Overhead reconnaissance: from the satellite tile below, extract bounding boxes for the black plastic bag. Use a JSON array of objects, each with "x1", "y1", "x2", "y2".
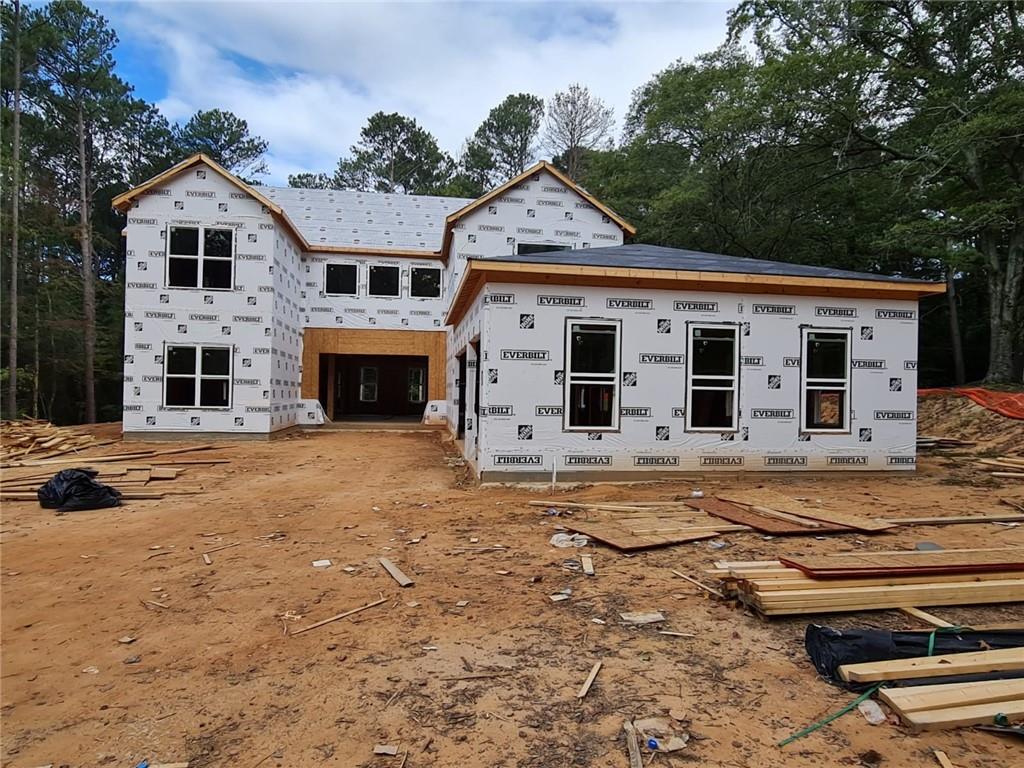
[
  {"x1": 805, "y1": 624, "x2": 1024, "y2": 689},
  {"x1": 37, "y1": 468, "x2": 122, "y2": 512}
]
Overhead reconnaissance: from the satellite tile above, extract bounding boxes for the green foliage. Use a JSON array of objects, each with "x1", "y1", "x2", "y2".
[
  {"x1": 469, "y1": 93, "x2": 544, "y2": 184},
  {"x1": 288, "y1": 172, "x2": 332, "y2": 189},
  {"x1": 333, "y1": 111, "x2": 454, "y2": 194},
  {"x1": 173, "y1": 108, "x2": 269, "y2": 180}
]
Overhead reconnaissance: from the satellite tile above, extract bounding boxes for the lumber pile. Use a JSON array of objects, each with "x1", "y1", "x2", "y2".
[
  {"x1": 710, "y1": 548, "x2": 1024, "y2": 617},
  {"x1": 1, "y1": 442, "x2": 226, "y2": 470},
  {"x1": 918, "y1": 435, "x2": 976, "y2": 450},
  {"x1": 975, "y1": 455, "x2": 1024, "y2": 481},
  {"x1": 0, "y1": 419, "x2": 106, "y2": 462},
  {"x1": 0, "y1": 463, "x2": 210, "y2": 501}
]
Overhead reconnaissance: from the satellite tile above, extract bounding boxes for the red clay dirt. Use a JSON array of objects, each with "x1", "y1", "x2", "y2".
[{"x1": 1, "y1": 420, "x2": 1023, "y2": 768}]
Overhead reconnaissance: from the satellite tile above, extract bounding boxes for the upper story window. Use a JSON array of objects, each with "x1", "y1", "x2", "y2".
[
  {"x1": 801, "y1": 328, "x2": 852, "y2": 432},
  {"x1": 325, "y1": 263, "x2": 358, "y2": 296},
  {"x1": 410, "y1": 267, "x2": 441, "y2": 298},
  {"x1": 563, "y1": 319, "x2": 621, "y2": 431},
  {"x1": 368, "y1": 265, "x2": 400, "y2": 297},
  {"x1": 167, "y1": 226, "x2": 234, "y2": 290},
  {"x1": 517, "y1": 243, "x2": 572, "y2": 256}
]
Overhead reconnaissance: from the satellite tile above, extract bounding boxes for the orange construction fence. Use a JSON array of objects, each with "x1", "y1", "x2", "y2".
[{"x1": 918, "y1": 387, "x2": 1024, "y2": 420}]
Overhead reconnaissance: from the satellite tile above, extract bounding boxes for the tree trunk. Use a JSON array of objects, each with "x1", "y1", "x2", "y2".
[
  {"x1": 982, "y1": 232, "x2": 1023, "y2": 383},
  {"x1": 77, "y1": 105, "x2": 97, "y2": 423},
  {"x1": 32, "y1": 266, "x2": 39, "y2": 419},
  {"x1": 946, "y1": 269, "x2": 966, "y2": 385},
  {"x1": 7, "y1": 0, "x2": 22, "y2": 419}
]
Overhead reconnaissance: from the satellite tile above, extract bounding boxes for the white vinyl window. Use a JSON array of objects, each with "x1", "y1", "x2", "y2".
[
  {"x1": 686, "y1": 324, "x2": 739, "y2": 431},
  {"x1": 408, "y1": 367, "x2": 426, "y2": 403},
  {"x1": 325, "y1": 263, "x2": 358, "y2": 296},
  {"x1": 801, "y1": 328, "x2": 852, "y2": 432},
  {"x1": 359, "y1": 366, "x2": 378, "y2": 402},
  {"x1": 563, "y1": 319, "x2": 621, "y2": 431},
  {"x1": 166, "y1": 226, "x2": 234, "y2": 289},
  {"x1": 410, "y1": 267, "x2": 441, "y2": 298},
  {"x1": 163, "y1": 345, "x2": 232, "y2": 408}
]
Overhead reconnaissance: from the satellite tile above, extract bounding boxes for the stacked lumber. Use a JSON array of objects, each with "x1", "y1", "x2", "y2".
[
  {"x1": 839, "y1": 650, "x2": 1024, "y2": 732},
  {"x1": 709, "y1": 548, "x2": 1024, "y2": 616},
  {"x1": 975, "y1": 455, "x2": 1024, "y2": 481},
  {"x1": 1, "y1": 442, "x2": 226, "y2": 469},
  {"x1": 0, "y1": 463, "x2": 209, "y2": 501},
  {"x1": 918, "y1": 435, "x2": 976, "y2": 450},
  {"x1": 0, "y1": 419, "x2": 105, "y2": 462}
]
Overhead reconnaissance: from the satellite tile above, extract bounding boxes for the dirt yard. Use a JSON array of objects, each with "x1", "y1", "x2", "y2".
[{"x1": 2, "y1": 409, "x2": 1024, "y2": 768}]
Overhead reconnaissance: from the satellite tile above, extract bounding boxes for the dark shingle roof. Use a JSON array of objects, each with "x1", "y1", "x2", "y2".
[{"x1": 477, "y1": 243, "x2": 934, "y2": 284}]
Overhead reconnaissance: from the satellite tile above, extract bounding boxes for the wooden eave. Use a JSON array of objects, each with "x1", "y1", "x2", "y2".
[
  {"x1": 439, "y1": 161, "x2": 637, "y2": 257},
  {"x1": 444, "y1": 259, "x2": 946, "y2": 327}
]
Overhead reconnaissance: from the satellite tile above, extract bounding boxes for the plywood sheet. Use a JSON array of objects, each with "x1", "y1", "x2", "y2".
[{"x1": 686, "y1": 498, "x2": 839, "y2": 535}]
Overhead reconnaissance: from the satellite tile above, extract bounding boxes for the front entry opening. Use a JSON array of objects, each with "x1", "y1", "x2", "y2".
[
  {"x1": 456, "y1": 352, "x2": 467, "y2": 438},
  {"x1": 319, "y1": 354, "x2": 429, "y2": 421}
]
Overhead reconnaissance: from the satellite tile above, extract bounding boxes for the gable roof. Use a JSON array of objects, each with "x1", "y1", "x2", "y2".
[
  {"x1": 445, "y1": 243, "x2": 944, "y2": 326},
  {"x1": 112, "y1": 154, "x2": 457, "y2": 259},
  {"x1": 439, "y1": 161, "x2": 636, "y2": 256}
]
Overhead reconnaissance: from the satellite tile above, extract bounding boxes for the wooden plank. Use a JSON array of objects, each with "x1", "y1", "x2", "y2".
[
  {"x1": 879, "y1": 679, "x2": 1024, "y2": 713},
  {"x1": 933, "y1": 750, "x2": 955, "y2": 768},
  {"x1": 903, "y1": 698, "x2": 1024, "y2": 732},
  {"x1": 751, "y1": 571, "x2": 1024, "y2": 591},
  {"x1": 772, "y1": 506, "x2": 893, "y2": 532},
  {"x1": 779, "y1": 550, "x2": 1024, "y2": 578},
  {"x1": 623, "y1": 721, "x2": 642, "y2": 768},
  {"x1": 671, "y1": 569, "x2": 724, "y2": 598},
  {"x1": 687, "y1": 498, "x2": 827, "y2": 535},
  {"x1": 900, "y1": 607, "x2": 954, "y2": 627},
  {"x1": 879, "y1": 514, "x2": 1024, "y2": 525},
  {"x1": 749, "y1": 504, "x2": 823, "y2": 528},
  {"x1": 839, "y1": 647, "x2": 1024, "y2": 683},
  {"x1": 576, "y1": 661, "x2": 602, "y2": 699},
  {"x1": 562, "y1": 520, "x2": 719, "y2": 551},
  {"x1": 757, "y1": 579, "x2": 1024, "y2": 605},
  {"x1": 379, "y1": 557, "x2": 414, "y2": 587},
  {"x1": 291, "y1": 594, "x2": 387, "y2": 635}
]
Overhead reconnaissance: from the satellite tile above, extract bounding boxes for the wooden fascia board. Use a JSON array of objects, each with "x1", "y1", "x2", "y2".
[
  {"x1": 305, "y1": 244, "x2": 444, "y2": 260},
  {"x1": 444, "y1": 259, "x2": 944, "y2": 327}
]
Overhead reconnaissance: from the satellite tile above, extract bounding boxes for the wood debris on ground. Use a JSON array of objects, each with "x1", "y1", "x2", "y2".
[
  {"x1": 974, "y1": 455, "x2": 1024, "y2": 481},
  {"x1": 917, "y1": 435, "x2": 977, "y2": 450},
  {"x1": 0, "y1": 419, "x2": 106, "y2": 462}
]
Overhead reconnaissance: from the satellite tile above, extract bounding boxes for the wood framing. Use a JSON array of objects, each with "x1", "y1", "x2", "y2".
[
  {"x1": 446, "y1": 258, "x2": 947, "y2": 326},
  {"x1": 439, "y1": 160, "x2": 636, "y2": 256},
  {"x1": 300, "y1": 327, "x2": 446, "y2": 402}
]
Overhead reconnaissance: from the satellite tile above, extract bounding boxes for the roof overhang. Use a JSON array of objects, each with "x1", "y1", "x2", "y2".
[
  {"x1": 445, "y1": 258, "x2": 945, "y2": 327},
  {"x1": 113, "y1": 153, "x2": 445, "y2": 261},
  {"x1": 439, "y1": 160, "x2": 636, "y2": 258}
]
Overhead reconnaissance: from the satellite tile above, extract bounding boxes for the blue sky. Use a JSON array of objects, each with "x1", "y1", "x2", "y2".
[{"x1": 96, "y1": 1, "x2": 735, "y2": 185}]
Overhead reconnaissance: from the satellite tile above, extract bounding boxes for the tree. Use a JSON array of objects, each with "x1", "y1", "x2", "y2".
[
  {"x1": 333, "y1": 111, "x2": 454, "y2": 194},
  {"x1": 471, "y1": 93, "x2": 544, "y2": 183},
  {"x1": 732, "y1": 0, "x2": 1024, "y2": 382},
  {"x1": 173, "y1": 108, "x2": 268, "y2": 180},
  {"x1": 7, "y1": 0, "x2": 22, "y2": 418},
  {"x1": 288, "y1": 172, "x2": 332, "y2": 189},
  {"x1": 35, "y1": 0, "x2": 126, "y2": 423},
  {"x1": 545, "y1": 83, "x2": 614, "y2": 181}
]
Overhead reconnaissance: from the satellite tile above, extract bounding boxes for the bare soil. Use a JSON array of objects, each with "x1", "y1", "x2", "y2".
[{"x1": 2, "y1": 416, "x2": 1023, "y2": 768}]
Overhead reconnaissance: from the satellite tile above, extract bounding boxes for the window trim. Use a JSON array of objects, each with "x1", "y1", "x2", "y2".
[
  {"x1": 409, "y1": 266, "x2": 442, "y2": 299},
  {"x1": 367, "y1": 264, "x2": 402, "y2": 298},
  {"x1": 324, "y1": 262, "x2": 359, "y2": 297},
  {"x1": 562, "y1": 317, "x2": 622, "y2": 433},
  {"x1": 684, "y1": 322, "x2": 741, "y2": 433},
  {"x1": 359, "y1": 366, "x2": 379, "y2": 402},
  {"x1": 161, "y1": 343, "x2": 233, "y2": 410},
  {"x1": 799, "y1": 326, "x2": 853, "y2": 434},
  {"x1": 164, "y1": 224, "x2": 236, "y2": 291}
]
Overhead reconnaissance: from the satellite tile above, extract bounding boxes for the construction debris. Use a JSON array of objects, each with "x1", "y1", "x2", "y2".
[
  {"x1": 879, "y1": 678, "x2": 1024, "y2": 731},
  {"x1": 917, "y1": 435, "x2": 976, "y2": 450},
  {"x1": 975, "y1": 455, "x2": 1024, "y2": 481},
  {"x1": 379, "y1": 557, "x2": 414, "y2": 587},
  {"x1": 576, "y1": 661, "x2": 602, "y2": 699},
  {"x1": 0, "y1": 419, "x2": 105, "y2": 462}
]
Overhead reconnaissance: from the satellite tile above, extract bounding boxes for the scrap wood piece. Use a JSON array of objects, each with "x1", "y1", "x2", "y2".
[
  {"x1": 933, "y1": 750, "x2": 955, "y2": 768},
  {"x1": 580, "y1": 554, "x2": 595, "y2": 575},
  {"x1": 623, "y1": 721, "x2": 642, "y2": 768},
  {"x1": 686, "y1": 497, "x2": 824, "y2": 535},
  {"x1": 620, "y1": 611, "x2": 666, "y2": 625},
  {"x1": 839, "y1": 647, "x2": 1024, "y2": 683},
  {"x1": 750, "y1": 505, "x2": 824, "y2": 528},
  {"x1": 878, "y1": 513, "x2": 1024, "y2": 526},
  {"x1": 441, "y1": 670, "x2": 513, "y2": 681},
  {"x1": 900, "y1": 607, "x2": 954, "y2": 628},
  {"x1": 562, "y1": 520, "x2": 720, "y2": 551},
  {"x1": 379, "y1": 557, "x2": 414, "y2": 587},
  {"x1": 577, "y1": 661, "x2": 602, "y2": 699},
  {"x1": 291, "y1": 593, "x2": 387, "y2": 635},
  {"x1": 670, "y1": 569, "x2": 724, "y2": 598},
  {"x1": 201, "y1": 541, "x2": 240, "y2": 555}
]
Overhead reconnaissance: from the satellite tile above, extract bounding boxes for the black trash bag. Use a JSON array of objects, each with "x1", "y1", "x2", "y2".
[
  {"x1": 37, "y1": 468, "x2": 122, "y2": 512},
  {"x1": 805, "y1": 624, "x2": 1024, "y2": 689}
]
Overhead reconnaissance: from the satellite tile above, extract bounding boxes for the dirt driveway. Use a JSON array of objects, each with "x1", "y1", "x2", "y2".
[{"x1": 2, "y1": 428, "x2": 1023, "y2": 768}]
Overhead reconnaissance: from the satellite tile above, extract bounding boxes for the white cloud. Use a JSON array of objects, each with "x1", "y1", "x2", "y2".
[{"x1": 107, "y1": 1, "x2": 734, "y2": 184}]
